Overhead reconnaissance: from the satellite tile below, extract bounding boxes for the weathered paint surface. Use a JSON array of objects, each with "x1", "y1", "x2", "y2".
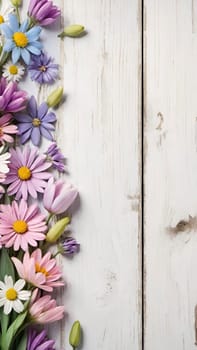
[{"x1": 23, "y1": 0, "x2": 197, "y2": 348}]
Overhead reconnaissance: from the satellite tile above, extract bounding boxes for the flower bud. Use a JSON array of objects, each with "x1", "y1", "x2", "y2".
[
  {"x1": 61, "y1": 237, "x2": 80, "y2": 256},
  {"x1": 69, "y1": 320, "x2": 81, "y2": 348},
  {"x1": 46, "y1": 217, "x2": 70, "y2": 243},
  {"x1": 58, "y1": 25, "x2": 85, "y2": 38},
  {"x1": 46, "y1": 87, "x2": 63, "y2": 108},
  {"x1": 11, "y1": 0, "x2": 22, "y2": 6}
]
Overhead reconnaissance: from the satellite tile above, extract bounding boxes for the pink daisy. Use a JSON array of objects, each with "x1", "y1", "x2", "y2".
[
  {"x1": 0, "y1": 200, "x2": 47, "y2": 251},
  {"x1": 0, "y1": 114, "x2": 18, "y2": 144},
  {"x1": 12, "y1": 248, "x2": 64, "y2": 292},
  {"x1": 4, "y1": 146, "x2": 52, "y2": 200},
  {"x1": 29, "y1": 289, "x2": 64, "y2": 324}
]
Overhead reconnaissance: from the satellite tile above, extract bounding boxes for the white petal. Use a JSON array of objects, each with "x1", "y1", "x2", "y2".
[
  {"x1": 0, "y1": 281, "x2": 6, "y2": 290},
  {"x1": 13, "y1": 299, "x2": 24, "y2": 313},
  {"x1": 4, "y1": 301, "x2": 12, "y2": 315},
  {"x1": 14, "y1": 279, "x2": 25, "y2": 292},
  {"x1": 0, "y1": 297, "x2": 6, "y2": 306},
  {"x1": 18, "y1": 290, "x2": 31, "y2": 301},
  {"x1": 4, "y1": 276, "x2": 13, "y2": 288}
]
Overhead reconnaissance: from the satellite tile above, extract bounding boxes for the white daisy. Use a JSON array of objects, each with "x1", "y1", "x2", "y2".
[
  {"x1": 0, "y1": 146, "x2": 10, "y2": 178},
  {"x1": 0, "y1": 275, "x2": 31, "y2": 315},
  {"x1": 0, "y1": 3, "x2": 15, "y2": 24},
  {"x1": 2, "y1": 61, "x2": 25, "y2": 82}
]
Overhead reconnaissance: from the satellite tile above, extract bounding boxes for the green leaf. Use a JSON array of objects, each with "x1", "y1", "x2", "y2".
[
  {"x1": 1, "y1": 311, "x2": 27, "y2": 350},
  {"x1": 0, "y1": 248, "x2": 15, "y2": 280},
  {"x1": 15, "y1": 330, "x2": 27, "y2": 350},
  {"x1": 1, "y1": 312, "x2": 9, "y2": 334}
]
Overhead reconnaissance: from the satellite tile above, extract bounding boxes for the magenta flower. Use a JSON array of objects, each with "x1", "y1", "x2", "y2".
[
  {"x1": 43, "y1": 177, "x2": 78, "y2": 214},
  {"x1": 28, "y1": 0, "x2": 61, "y2": 27},
  {"x1": 0, "y1": 114, "x2": 18, "y2": 144},
  {"x1": 0, "y1": 78, "x2": 27, "y2": 113},
  {"x1": 12, "y1": 248, "x2": 64, "y2": 292},
  {"x1": 29, "y1": 290, "x2": 64, "y2": 324},
  {"x1": 4, "y1": 146, "x2": 52, "y2": 200},
  {"x1": 15, "y1": 96, "x2": 56, "y2": 146},
  {"x1": 0, "y1": 200, "x2": 47, "y2": 251},
  {"x1": 27, "y1": 328, "x2": 55, "y2": 350}
]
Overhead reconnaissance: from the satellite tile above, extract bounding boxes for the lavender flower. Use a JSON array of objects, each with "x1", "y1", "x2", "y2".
[
  {"x1": 61, "y1": 237, "x2": 80, "y2": 256},
  {"x1": 28, "y1": 52, "x2": 59, "y2": 84},
  {"x1": 28, "y1": 0, "x2": 61, "y2": 27},
  {"x1": 15, "y1": 96, "x2": 56, "y2": 146},
  {"x1": 0, "y1": 77, "x2": 27, "y2": 113},
  {"x1": 46, "y1": 142, "x2": 65, "y2": 172},
  {"x1": 27, "y1": 328, "x2": 55, "y2": 350}
]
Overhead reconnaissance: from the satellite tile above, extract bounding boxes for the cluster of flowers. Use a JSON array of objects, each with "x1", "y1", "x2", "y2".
[{"x1": 0, "y1": 0, "x2": 84, "y2": 349}]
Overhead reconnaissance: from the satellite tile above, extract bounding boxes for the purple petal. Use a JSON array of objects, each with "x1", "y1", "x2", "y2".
[{"x1": 31, "y1": 127, "x2": 41, "y2": 146}]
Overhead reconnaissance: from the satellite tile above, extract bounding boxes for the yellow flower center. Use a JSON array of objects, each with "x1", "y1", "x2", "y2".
[
  {"x1": 32, "y1": 118, "x2": 41, "y2": 127},
  {"x1": 18, "y1": 166, "x2": 31, "y2": 180},
  {"x1": 39, "y1": 65, "x2": 47, "y2": 72},
  {"x1": 0, "y1": 15, "x2": 4, "y2": 24},
  {"x1": 13, "y1": 32, "x2": 28, "y2": 48},
  {"x1": 13, "y1": 220, "x2": 28, "y2": 234},
  {"x1": 0, "y1": 128, "x2": 3, "y2": 137},
  {"x1": 9, "y1": 65, "x2": 18, "y2": 75},
  {"x1": 35, "y1": 263, "x2": 49, "y2": 276},
  {"x1": 6, "y1": 288, "x2": 17, "y2": 301}
]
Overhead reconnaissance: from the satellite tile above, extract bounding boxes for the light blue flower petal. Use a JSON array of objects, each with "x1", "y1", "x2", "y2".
[
  {"x1": 26, "y1": 26, "x2": 42, "y2": 42},
  {"x1": 20, "y1": 19, "x2": 29, "y2": 33},
  {"x1": 27, "y1": 45, "x2": 41, "y2": 55},
  {"x1": 21, "y1": 48, "x2": 30, "y2": 64},
  {"x1": 30, "y1": 41, "x2": 42, "y2": 49},
  {"x1": 3, "y1": 39, "x2": 15, "y2": 52},
  {"x1": 9, "y1": 14, "x2": 19, "y2": 32},
  {"x1": 0, "y1": 24, "x2": 13, "y2": 38},
  {"x1": 12, "y1": 46, "x2": 21, "y2": 63}
]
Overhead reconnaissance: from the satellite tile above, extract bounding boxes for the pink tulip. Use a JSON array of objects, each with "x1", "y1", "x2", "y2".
[
  {"x1": 43, "y1": 177, "x2": 78, "y2": 214},
  {"x1": 29, "y1": 292, "x2": 64, "y2": 324}
]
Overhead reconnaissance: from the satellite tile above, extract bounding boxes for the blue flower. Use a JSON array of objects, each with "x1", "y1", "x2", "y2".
[{"x1": 1, "y1": 14, "x2": 42, "y2": 64}]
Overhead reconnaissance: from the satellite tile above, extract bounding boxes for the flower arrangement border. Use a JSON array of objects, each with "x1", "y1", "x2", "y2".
[{"x1": 0, "y1": 1, "x2": 85, "y2": 349}]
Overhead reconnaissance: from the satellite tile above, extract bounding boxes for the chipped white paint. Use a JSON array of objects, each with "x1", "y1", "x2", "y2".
[{"x1": 144, "y1": 0, "x2": 197, "y2": 349}]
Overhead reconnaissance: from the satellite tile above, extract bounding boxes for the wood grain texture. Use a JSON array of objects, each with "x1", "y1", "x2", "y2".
[
  {"x1": 144, "y1": 1, "x2": 197, "y2": 349},
  {"x1": 52, "y1": 0, "x2": 142, "y2": 349}
]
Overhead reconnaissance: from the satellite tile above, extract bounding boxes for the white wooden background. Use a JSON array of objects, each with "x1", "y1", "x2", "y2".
[{"x1": 21, "y1": 0, "x2": 197, "y2": 349}]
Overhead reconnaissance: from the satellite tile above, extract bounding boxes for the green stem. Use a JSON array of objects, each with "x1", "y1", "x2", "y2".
[
  {"x1": 15, "y1": 6, "x2": 20, "y2": 23},
  {"x1": 53, "y1": 250, "x2": 61, "y2": 258},
  {"x1": 46, "y1": 213, "x2": 54, "y2": 225}
]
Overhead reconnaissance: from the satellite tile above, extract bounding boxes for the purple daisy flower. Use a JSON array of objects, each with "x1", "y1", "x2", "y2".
[
  {"x1": 28, "y1": 52, "x2": 59, "y2": 84},
  {"x1": 0, "y1": 77, "x2": 27, "y2": 113},
  {"x1": 15, "y1": 96, "x2": 56, "y2": 146},
  {"x1": 45, "y1": 142, "x2": 65, "y2": 172},
  {"x1": 4, "y1": 146, "x2": 52, "y2": 200},
  {"x1": 27, "y1": 328, "x2": 55, "y2": 350},
  {"x1": 28, "y1": 0, "x2": 61, "y2": 27}
]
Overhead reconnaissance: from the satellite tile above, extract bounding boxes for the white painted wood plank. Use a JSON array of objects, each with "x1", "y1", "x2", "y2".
[
  {"x1": 144, "y1": 1, "x2": 197, "y2": 349},
  {"x1": 54, "y1": 0, "x2": 142, "y2": 349}
]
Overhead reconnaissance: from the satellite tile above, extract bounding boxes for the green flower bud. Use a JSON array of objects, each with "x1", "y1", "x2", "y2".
[
  {"x1": 58, "y1": 25, "x2": 85, "y2": 38},
  {"x1": 46, "y1": 217, "x2": 70, "y2": 243},
  {"x1": 11, "y1": 0, "x2": 22, "y2": 6},
  {"x1": 69, "y1": 320, "x2": 81, "y2": 348},
  {"x1": 47, "y1": 87, "x2": 63, "y2": 108}
]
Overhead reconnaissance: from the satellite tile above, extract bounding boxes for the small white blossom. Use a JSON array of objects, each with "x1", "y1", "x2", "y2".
[
  {"x1": 0, "y1": 275, "x2": 31, "y2": 315},
  {"x1": 2, "y1": 61, "x2": 25, "y2": 82}
]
